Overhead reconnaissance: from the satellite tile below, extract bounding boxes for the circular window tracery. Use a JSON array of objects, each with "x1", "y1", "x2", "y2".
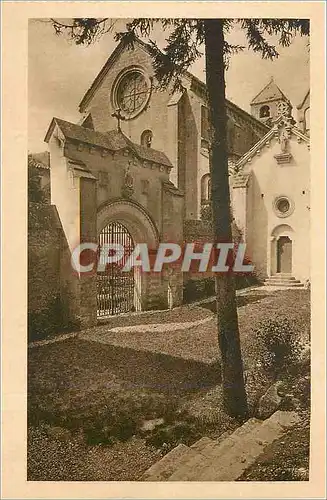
[
  {"x1": 113, "y1": 69, "x2": 151, "y2": 119},
  {"x1": 276, "y1": 198, "x2": 290, "y2": 214},
  {"x1": 273, "y1": 196, "x2": 294, "y2": 218}
]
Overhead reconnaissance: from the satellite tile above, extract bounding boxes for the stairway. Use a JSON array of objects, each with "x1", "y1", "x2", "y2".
[
  {"x1": 140, "y1": 411, "x2": 300, "y2": 481},
  {"x1": 264, "y1": 274, "x2": 303, "y2": 287}
]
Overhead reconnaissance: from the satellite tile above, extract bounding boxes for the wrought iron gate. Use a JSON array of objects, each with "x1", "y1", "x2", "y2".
[{"x1": 97, "y1": 222, "x2": 140, "y2": 316}]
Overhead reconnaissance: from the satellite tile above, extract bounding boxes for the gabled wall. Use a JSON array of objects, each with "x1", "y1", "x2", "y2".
[
  {"x1": 82, "y1": 43, "x2": 176, "y2": 158},
  {"x1": 49, "y1": 133, "x2": 81, "y2": 253},
  {"x1": 62, "y1": 139, "x2": 170, "y2": 235},
  {"x1": 241, "y1": 131, "x2": 310, "y2": 281}
]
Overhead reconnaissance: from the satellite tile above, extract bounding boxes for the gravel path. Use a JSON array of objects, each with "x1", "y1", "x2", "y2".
[
  {"x1": 28, "y1": 425, "x2": 161, "y2": 481},
  {"x1": 104, "y1": 316, "x2": 212, "y2": 334},
  {"x1": 76, "y1": 289, "x2": 310, "y2": 366}
]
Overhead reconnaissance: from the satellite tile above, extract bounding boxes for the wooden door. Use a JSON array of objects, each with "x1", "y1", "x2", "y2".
[{"x1": 277, "y1": 236, "x2": 292, "y2": 273}]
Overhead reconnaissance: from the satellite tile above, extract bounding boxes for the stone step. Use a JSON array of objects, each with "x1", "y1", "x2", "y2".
[
  {"x1": 264, "y1": 281, "x2": 303, "y2": 287},
  {"x1": 264, "y1": 279, "x2": 302, "y2": 283},
  {"x1": 199, "y1": 418, "x2": 261, "y2": 459},
  {"x1": 140, "y1": 443, "x2": 202, "y2": 481},
  {"x1": 190, "y1": 436, "x2": 214, "y2": 454},
  {"x1": 190, "y1": 429, "x2": 232, "y2": 455},
  {"x1": 169, "y1": 411, "x2": 300, "y2": 481},
  {"x1": 142, "y1": 430, "x2": 233, "y2": 481},
  {"x1": 264, "y1": 276, "x2": 302, "y2": 284},
  {"x1": 168, "y1": 418, "x2": 262, "y2": 481},
  {"x1": 267, "y1": 275, "x2": 298, "y2": 281}
]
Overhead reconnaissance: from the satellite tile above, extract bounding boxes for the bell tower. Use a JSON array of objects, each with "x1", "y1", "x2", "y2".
[{"x1": 250, "y1": 77, "x2": 292, "y2": 125}]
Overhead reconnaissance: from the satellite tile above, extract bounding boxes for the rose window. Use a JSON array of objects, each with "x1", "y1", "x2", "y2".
[
  {"x1": 274, "y1": 196, "x2": 294, "y2": 218},
  {"x1": 116, "y1": 71, "x2": 150, "y2": 116},
  {"x1": 276, "y1": 198, "x2": 290, "y2": 214}
]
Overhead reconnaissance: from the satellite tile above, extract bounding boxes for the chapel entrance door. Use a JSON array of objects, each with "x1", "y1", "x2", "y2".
[
  {"x1": 97, "y1": 222, "x2": 140, "y2": 316},
  {"x1": 277, "y1": 236, "x2": 292, "y2": 273}
]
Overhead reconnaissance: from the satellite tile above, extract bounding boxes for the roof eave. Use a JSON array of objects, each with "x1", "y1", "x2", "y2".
[
  {"x1": 251, "y1": 96, "x2": 291, "y2": 106},
  {"x1": 296, "y1": 90, "x2": 310, "y2": 110},
  {"x1": 44, "y1": 117, "x2": 58, "y2": 144},
  {"x1": 78, "y1": 40, "x2": 126, "y2": 112},
  {"x1": 188, "y1": 74, "x2": 269, "y2": 132},
  {"x1": 236, "y1": 123, "x2": 309, "y2": 169}
]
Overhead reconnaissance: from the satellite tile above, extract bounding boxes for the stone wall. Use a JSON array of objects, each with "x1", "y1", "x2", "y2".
[
  {"x1": 182, "y1": 219, "x2": 214, "y2": 302},
  {"x1": 28, "y1": 201, "x2": 96, "y2": 342},
  {"x1": 79, "y1": 177, "x2": 97, "y2": 328},
  {"x1": 28, "y1": 203, "x2": 76, "y2": 341}
]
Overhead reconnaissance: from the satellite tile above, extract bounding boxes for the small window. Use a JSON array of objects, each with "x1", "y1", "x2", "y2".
[
  {"x1": 141, "y1": 179, "x2": 149, "y2": 195},
  {"x1": 98, "y1": 171, "x2": 109, "y2": 187},
  {"x1": 259, "y1": 105, "x2": 270, "y2": 118},
  {"x1": 273, "y1": 196, "x2": 294, "y2": 218},
  {"x1": 201, "y1": 106, "x2": 209, "y2": 142},
  {"x1": 276, "y1": 198, "x2": 290, "y2": 214},
  {"x1": 201, "y1": 173, "x2": 211, "y2": 202},
  {"x1": 141, "y1": 130, "x2": 153, "y2": 148}
]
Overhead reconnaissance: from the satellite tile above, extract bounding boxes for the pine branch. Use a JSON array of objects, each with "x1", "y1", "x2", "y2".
[{"x1": 51, "y1": 18, "x2": 115, "y2": 45}]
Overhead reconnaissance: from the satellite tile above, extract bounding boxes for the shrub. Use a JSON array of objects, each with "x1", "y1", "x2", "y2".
[
  {"x1": 253, "y1": 316, "x2": 302, "y2": 379},
  {"x1": 183, "y1": 277, "x2": 215, "y2": 303},
  {"x1": 28, "y1": 297, "x2": 80, "y2": 342}
]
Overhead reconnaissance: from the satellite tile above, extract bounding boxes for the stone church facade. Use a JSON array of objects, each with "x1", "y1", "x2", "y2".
[{"x1": 28, "y1": 37, "x2": 310, "y2": 338}]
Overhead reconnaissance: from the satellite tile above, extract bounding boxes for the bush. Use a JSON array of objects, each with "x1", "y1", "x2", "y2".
[
  {"x1": 28, "y1": 297, "x2": 63, "y2": 342},
  {"x1": 253, "y1": 316, "x2": 302, "y2": 379},
  {"x1": 28, "y1": 297, "x2": 80, "y2": 342},
  {"x1": 183, "y1": 272, "x2": 259, "y2": 304},
  {"x1": 183, "y1": 277, "x2": 215, "y2": 303},
  {"x1": 28, "y1": 390, "x2": 182, "y2": 447}
]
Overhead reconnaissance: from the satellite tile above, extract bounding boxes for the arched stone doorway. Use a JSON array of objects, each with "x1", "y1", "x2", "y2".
[
  {"x1": 97, "y1": 199, "x2": 160, "y2": 316},
  {"x1": 270, "y1": 224, "x2": 294, "y2": 275}
]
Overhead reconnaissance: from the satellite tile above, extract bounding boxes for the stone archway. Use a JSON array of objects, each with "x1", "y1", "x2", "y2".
[
  {"x1": 97, "y1": 199, "x2": 159, "y2": 246},
  {"x1": 270, "y1": 224, "x2": 294, "y2": 275},
  {"x1": 97, "y1": 199, "x2": 160, "y2": 315}
]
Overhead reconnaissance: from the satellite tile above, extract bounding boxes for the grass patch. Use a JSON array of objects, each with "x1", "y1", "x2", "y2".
[
  {"x1": 238, "y1": 415, "x2": 310, "y2": 481},
  {"x1": 28, "y1": 289, "x2": 310, "y2": 481}
]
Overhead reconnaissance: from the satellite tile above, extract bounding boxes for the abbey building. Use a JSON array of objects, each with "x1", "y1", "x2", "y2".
[{"x1": 28, "y1": 37, "x2": 310, "y2": 333}]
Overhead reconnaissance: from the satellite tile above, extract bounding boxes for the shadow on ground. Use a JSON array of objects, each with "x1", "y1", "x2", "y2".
[
  {"x1": 29, "y1": 338, "x2": 221, "y2": 396},
  {"x1": 201, "y1": 293, "x2": 271, "y2": 313}
]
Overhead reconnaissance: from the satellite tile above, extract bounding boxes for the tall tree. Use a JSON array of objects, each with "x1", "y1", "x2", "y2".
[
  {"x1": 50, "y1": 17, "x2": 309, "y2": 418},
  {"x1": 203, "y1": 19, "x2": 247, "y2": 417}
]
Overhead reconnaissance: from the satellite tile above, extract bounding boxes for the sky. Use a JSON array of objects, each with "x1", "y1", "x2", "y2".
[{"x1": 28, "y1": 18, "x2": 310, "y2": 152}]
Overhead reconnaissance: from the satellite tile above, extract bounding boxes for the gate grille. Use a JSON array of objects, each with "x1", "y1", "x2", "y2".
[{"x1": 97, "y1": 222, "x2": 139, "y2": 316}]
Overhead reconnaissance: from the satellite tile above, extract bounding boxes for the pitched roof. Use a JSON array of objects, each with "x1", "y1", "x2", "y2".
[
  {"x1": 297, "y1": 89, "x2": 310, "y2": 110},
  {"x1": 79, "y1": 39, "x2": 130, "y2": 112},
  {"x1": 44, "y1": 117, "x2": 172, "y2": 168},
  {"x1": 189, "y1": 72, "x2": 269, "y2": 134},
  {"x1": 251, "y1": 78, "x2": 290, "y2": 105},
  {"x1": 235, "y1": 116, "x2": 309, "y2": 170},
  {"x1": 28, "y1": 151, "x2": 50, "y2": 170}
]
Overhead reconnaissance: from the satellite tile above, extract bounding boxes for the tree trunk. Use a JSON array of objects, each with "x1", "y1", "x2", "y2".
[{"x1": 203, "y1": 19, "x2": 248, "y2": 419}]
